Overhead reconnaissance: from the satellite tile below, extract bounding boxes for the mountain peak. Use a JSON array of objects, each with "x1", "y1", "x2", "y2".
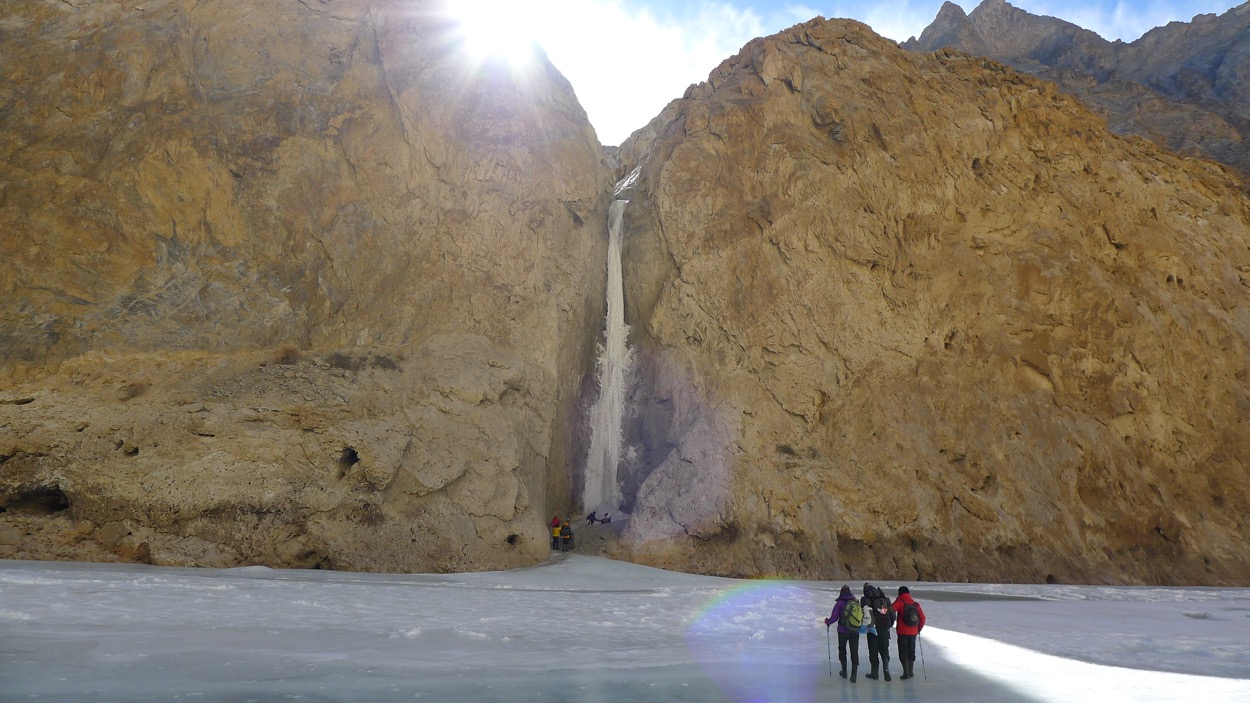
[
  {"x1": 936, "y1": 0, "x2": 968, "y2": 20},
  {"x1": 904, "y1": 0, "x2": 1250, "y2": 174},
  {"x1": 902, "y1": 0, "x2": 973, "y2": 50}
]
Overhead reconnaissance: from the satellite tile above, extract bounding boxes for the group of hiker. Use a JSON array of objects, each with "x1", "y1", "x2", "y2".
[
  {"x1": 549, "y1": 512, "x2": 617, "y2": 552},
  {"x1": 549, "y1": 515, "x2": 574, "y2": 551},
  {"x1": 824, "y1": 583, "x2": 927, "y2": 683}
]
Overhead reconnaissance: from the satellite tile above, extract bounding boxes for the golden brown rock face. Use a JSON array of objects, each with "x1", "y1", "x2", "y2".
[
  {"x1": 609, "y1": 18, "x2": 1250, "y2": 585},
  {"x1": 0, "y1": 0, "x2": 609, "y2": 570}
]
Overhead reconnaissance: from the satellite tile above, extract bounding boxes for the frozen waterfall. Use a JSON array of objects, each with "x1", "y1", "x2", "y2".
[{"x1": 583, "y1": 199, "x2": 632, "y2": 515}]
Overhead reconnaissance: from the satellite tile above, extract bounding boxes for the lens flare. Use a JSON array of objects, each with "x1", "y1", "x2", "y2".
[
  {"x1": 685, "y1": 582, "x2": 825, "y2": 703},
  {"x1": 447, "y1": 0, "x2": 542, "y2": 68}
]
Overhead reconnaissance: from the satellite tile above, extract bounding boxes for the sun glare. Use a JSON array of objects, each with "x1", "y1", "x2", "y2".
[{"x1": 449, "y1": 0, "x2": 543, "y2": 68}]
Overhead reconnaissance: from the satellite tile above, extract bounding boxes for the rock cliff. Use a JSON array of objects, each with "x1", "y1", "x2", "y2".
[
  {"x1": 903, "y1": 0, "x2": 1250, "y2": 176},
  {"x1": 610, "y1": 18, "x2": 1250, "y2": 585},
  {"x1": 0, "y1": 0, "x2": 610, "y2": 571}
]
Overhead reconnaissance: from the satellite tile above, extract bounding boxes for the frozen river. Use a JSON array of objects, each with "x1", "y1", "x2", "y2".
[{"x1": 2, "y1": 554, "x2": 1247, "y2": 702}]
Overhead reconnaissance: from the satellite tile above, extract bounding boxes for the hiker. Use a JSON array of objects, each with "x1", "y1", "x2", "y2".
[
  {"x1": 863, "y1": 584, "x2": 895, "y2": 681},
  {"x1": 586, "y1": 511, "x2": 598, "y2": 525},
  {"x1": 560, "y1": 520, "x2": 573, "y2": 551},
  {"x1": 823, "y1": 585, "x2": 861, "y2": 682},
  {"x1": 601, "y1": 513, "x2": 611, "y2": 523},
  {"x1": 550, "y1": 514, "x2": 561, "y2": 529},
  {"x1": 550, "y1": 520, "x2": 562, "y2": 550},
  {"x1": 892, "y1": 586, "x2": 926, "y2": 680}
]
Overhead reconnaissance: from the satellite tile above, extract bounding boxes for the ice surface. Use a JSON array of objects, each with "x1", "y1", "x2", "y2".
[{"x1": 2, "y1": 555, "x2": 1248, "y2": 702}]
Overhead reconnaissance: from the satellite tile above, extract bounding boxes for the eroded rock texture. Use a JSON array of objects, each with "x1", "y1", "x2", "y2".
[
  {"x1": 904, "y1": 0, "x2": 1250, "y2": 176},
  {"x1": 610, "y1": 18, "x2": 1250, "y2": 585},
  {"x1": 0, "y1": 0, "x2": 610, "y2": 571}
]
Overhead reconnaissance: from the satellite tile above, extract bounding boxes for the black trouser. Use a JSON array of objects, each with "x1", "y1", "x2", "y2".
[
  {"x1": 867, "y1": 630, "x2": 891, "y2": 666},
  {"x1": 837, "y1": 631, "x2": 860, "y2": 667},
  {"x1": 551, "y1": 535, "x2": 560, "y2": 550},
  {"x1": 897, "y1": 634, "x2": 917, "y2": 662}
]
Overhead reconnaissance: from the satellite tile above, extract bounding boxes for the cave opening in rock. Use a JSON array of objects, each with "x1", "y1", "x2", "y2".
[
  {"x1": 3, "y1": 485, "x2": 70, "y2": 515},
  {"x1": 339, "y1": 447, "x2": 360, "y2": 466}
]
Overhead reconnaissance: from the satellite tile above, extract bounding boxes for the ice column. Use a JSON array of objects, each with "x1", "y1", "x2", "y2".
[{"x1": 583, "y1": 199, "x2": 631, "y2": 515}]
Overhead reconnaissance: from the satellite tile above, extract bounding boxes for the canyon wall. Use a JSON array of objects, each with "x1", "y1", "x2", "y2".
[
  {"x1": 0, "y1": 0, "x2": 610, "y2": 571},
  {"x1": 6, "y1": 2, "x2": 1250, "y2": 587},
  {"x1": 610, "y1": 18, "x2": 1250, "y2": 585}
]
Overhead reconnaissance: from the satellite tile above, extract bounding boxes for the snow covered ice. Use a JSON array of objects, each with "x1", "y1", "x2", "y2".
[{"x1": 2, "y1": 555, "x2": 1248, "y2": 702}]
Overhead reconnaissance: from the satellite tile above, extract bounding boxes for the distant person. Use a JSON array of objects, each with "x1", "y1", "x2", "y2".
[
  {"x1": 550, "y1": 514, "x2": 561, "y2": 529},
  {"x1": 601, "y1": 513, "x2": 611, "y2": 523},
  {"x1": 586, "y1": 511, "x2": 598, "y2": 525},
  {"x1": 560, "y1": 520, "x2": 573, "y2": 551},
  {"x1": 863, "y1": 584, "x2": 895, "y2": 681},
  {"x1": 892, "y1": 586, "x2": 926, "y2": 680},
  {"x1": 824, "y1": 585, "x2": 861, "y2": 682},
  {"x1": 550, "y1": 521, "x2": 562, "y2": 551},
  {"x1": 857, "y1": 585, "x2": 878, "y2": 660}
]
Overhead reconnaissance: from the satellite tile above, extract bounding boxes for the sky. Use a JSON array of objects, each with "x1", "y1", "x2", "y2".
[
  {"x1": 448, "y1": 0, "x2": 1246, "y2": 145},
  {"x1": 2, "y1": 554, "x2": 1249, "y2": 701}
]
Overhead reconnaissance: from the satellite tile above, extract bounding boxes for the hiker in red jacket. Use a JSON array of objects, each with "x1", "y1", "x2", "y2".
[
  {"x1": 823, "y1": 585, "x2": 861, "y2": 682},
  {"x1": 891, "y1": 586, "x2": 926, "y2": 680}
]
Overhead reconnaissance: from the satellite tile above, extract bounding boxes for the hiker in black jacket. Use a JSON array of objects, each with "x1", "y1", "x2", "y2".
[{"x1": 862, "y1": 584, "x2": 895, "y2": 681}]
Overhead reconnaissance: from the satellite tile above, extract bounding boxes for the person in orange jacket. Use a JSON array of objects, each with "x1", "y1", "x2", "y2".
[{"x1": 891, "y1": 586, "x2": 926, "y2": 680}]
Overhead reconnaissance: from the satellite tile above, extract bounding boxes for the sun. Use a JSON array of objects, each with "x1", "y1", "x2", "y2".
[{"x1": 447, "y1": 0, "x2": 545, "y2": 69}]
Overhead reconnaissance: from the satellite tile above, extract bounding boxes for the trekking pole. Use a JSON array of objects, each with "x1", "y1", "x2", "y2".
[
  {"x1": 918, "y1": 633, "x2": 927, "y2": 680},
  {"x1": 826, "y1": 626, "x2": 833, "y2": 677}
]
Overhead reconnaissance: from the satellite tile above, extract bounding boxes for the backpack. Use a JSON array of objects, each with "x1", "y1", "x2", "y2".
[
  {"x1": 840, "y1": 599, "x2": 866, "y2": 630},
  {"x1": 901, "y1": 601, "x2": 921, "y2": 628},
  {"x1": 870, "y1": 591, "x2": 893, "y2": 628}
]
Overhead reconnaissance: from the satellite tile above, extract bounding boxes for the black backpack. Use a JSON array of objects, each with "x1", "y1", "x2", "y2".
[
  {"x1": 870, "y1": 589, "x2": 893, "y2": 628},
  {"x1": 901, "y1": 601, "x2": 921, "y2": 627}
]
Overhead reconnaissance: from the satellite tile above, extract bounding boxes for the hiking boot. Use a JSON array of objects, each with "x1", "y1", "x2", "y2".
[
  {"x1": 883, "y1": 663, "x2": 891, "y2": 682},
  {"x1": 850, "y1": 664, "x2": 857, "y2": 683},
  {"x1": 900, "y1": 661, "x2": 912, "y2": 680},
  {"x1": 866, "y1": 661, "x2": 879, "y2": 680},
  {"x1": 839, "y1": 664, "x2": 847, "y2": 679}
]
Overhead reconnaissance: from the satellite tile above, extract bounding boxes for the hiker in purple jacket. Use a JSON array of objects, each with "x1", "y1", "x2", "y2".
[{"x1": 823, "y1": 585, "x2": 861, "y2": 682}]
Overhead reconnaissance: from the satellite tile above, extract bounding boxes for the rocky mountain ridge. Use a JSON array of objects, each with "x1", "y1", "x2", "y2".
[{"x1": 903, "y1": 0, "x2": 1250, "y2": 175}]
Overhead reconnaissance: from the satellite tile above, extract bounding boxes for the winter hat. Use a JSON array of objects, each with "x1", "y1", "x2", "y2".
[
  {"x1": 863, "y1": 583, "x2": 873, "y2": 595},
  {"x1": 897, "y1": 586, "x2": 910, "y2": 595},
  {"x1": 840, "y1": 585, "x2": 851, "y2": 596}
]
